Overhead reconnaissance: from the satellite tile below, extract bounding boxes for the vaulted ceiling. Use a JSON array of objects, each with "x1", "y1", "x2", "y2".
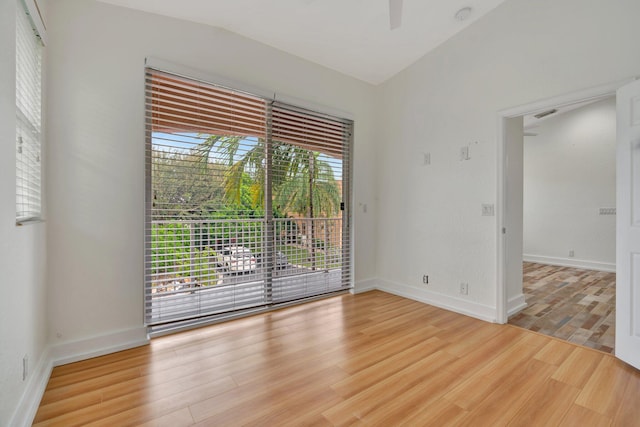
[{"x1": 97, "y1": 0, "x2": 508, "y2": 85}]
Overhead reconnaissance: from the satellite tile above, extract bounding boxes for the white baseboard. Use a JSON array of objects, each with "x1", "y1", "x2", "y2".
[
  {"x1": 50, "y1": 326, "x2": 149, "y2": 367},
  {"x1": 9, "y1": 326, "x2": 149, "y2": 427},
  {"x1": 354, "y1": 278, "x2": 378, "y2": 294},
  {"x1": 372, "y1": 278, "x2": 498, "y2": 323},
  {"x1": 507, "y1": 293, "x2": 527, "y2": 317},
  {"x1": 9, "y1": 347, "x2": 53, "y2": 427},
  {"x1": 523, "y1": 254, "x2": 615, "y2": 273}
]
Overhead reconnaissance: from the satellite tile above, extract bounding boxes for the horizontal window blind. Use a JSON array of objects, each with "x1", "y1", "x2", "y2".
[
  {"x1": 16, "y1": 0, "x2": 43, "y2": 223},
  {"x1": 148, "y1": 71, "x2": 266, "y2": 138},
  {"x1": 145, "y1": 68, "x2": 352, "y2": 329},
  {"x1": 273, "y1": 103, "x2": 348, "y2": 158},
  {"x1": 146, "y1": 70, "x2": 269, "y2": 326},
  {"x1": 271, "y1": 102, "x2": 352, "y2": 302}
]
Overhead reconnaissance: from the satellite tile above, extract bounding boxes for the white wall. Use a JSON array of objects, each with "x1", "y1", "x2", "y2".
[
  {"x1": 4, "y1": 0, "x2": 639, "y2": 422},
  {"x1": 0, "y1": 0, "x2": 49, "y2": 425},
  {"x1": 375, "y1": 0, "x2": 640, "y2": 320},
  {"x1": 523, "y1": 97, "x2": 616, "y2": 271},
  {"x1": 43, "y1": 0, "x2": 377, "y2": 350}
]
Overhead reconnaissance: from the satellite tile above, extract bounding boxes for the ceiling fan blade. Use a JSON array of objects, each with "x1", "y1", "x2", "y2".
[{"x1": 389, "y1": 0, "x2": 403, "y2": 30}]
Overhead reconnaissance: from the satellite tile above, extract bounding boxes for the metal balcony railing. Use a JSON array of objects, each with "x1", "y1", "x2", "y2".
[{"x1": 145, "y1": 217, "x2": 348, "y2": 325}]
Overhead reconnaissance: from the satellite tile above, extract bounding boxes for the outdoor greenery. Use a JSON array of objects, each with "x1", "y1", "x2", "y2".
[
  {"x1": 203, "y1": 135, "x2": 341, "y2": 270},
  {"x1": 276, "y1": 244, "x2": 341, "y2": 270},
  {"x1": 150, "y1": 133, "x2": 342, "y2": 287},
  {"x1": 151, "y1": 223, "x2": 219, "y2": 287},
  {"x1": 152, "y1": 151, "x2": 220, "y2": 220},
  {"x1": 200, "y1": 135, "x2": 342, "y2": 217},
  {"x1": 152, "y1": 149, "x2": 255, "y2": 220}
]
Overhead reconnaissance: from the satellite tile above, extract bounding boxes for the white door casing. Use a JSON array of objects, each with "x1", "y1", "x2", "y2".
[
  {"x1": 504, "y1": 117, "x2": 524, "y2": 317},
  {"x1": 615, "y1": 79, "x2": 640, "y2": 370}
]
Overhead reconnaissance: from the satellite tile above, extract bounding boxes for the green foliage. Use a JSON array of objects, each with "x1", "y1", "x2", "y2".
[
  {"x1": 198, "y1": 218, "x2": 265, "y2": 250},
  {"x1": 152, "y1": 150, "x2": 227, "y2": 220},
  {"x1": 276, "y1": 244, "x2": 341, "y2": 269},
  {"x1": 274, "y1": 150, "x2": 341, "y2": 217},
  {"x1": 150, "y1": 132, "x2": 343, "y2": 281},
  {"x1": 313, "y1": 238, "x2": 326, "y2": 249},
  {"x1": 151, "y1": 223, "x2": 219, "y2": 287},
  {"x1": 199, "y1": 135, "x2": 342, "y2": 218}
]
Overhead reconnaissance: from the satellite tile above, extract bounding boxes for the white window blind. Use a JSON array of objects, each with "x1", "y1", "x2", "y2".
[
  {"x1": 270, "y1": 102, "x2": 352, "y2": 304},
  {"x1": 146, "y1": 70, "x2": 270, "y2": 327},
  {"x1": 145, "y1": 68, "x2": 353, "y2": 330},
  {"x1": 16, "y1": 0, "x2": 44, "y2": 224}
]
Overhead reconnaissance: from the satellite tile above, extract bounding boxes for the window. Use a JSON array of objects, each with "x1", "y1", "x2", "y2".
[
  {"x1": 144, "y1": 68, "x2": 353, "y2": 330},
  {"x1": 15, "y1": 0, "x2": 45, "y2": 224}
]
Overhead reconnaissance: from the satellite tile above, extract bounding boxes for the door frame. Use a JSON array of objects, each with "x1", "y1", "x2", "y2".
[{"x1": 496, "y1": 79, "x2": 631, "y2": 324}]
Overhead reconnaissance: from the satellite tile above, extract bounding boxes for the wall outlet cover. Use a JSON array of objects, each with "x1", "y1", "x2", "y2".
[
  {"x1": 460, "y1": 282, "x2": 469, "y2": 295},
  {"x1": 482, "y1": 204, "x2": 495, "y2": 216},
  {"x1": 460, "y1": 146, "x2": 470, "y2": 161}
]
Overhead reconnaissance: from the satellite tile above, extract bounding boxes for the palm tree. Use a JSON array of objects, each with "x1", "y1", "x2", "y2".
[
  {"x1": 199, "y1": 135, "x2": 340, "y2": 212},
  {"x1": 197, "y1": 134, "x2": 342, "y2": 268},
  {"x1": 274, "y1": 150, "x2": 340, "y2": 269},
  {"x1": 272, "y1": 148, "x2": 341, "y2": 216}
]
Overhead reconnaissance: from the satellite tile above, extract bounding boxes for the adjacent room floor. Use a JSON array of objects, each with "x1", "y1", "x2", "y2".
[{"x1": 509, "y1": 262, "x2": 616, "y2": 354}]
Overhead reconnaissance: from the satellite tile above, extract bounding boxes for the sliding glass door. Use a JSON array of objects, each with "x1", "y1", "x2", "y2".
[{"x1": 144, "y1": 69, "x2": 352, "y2": 330}]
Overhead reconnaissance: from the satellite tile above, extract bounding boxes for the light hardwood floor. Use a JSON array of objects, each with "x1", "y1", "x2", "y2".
[{"x1": 34, "y1": 291, "x2": 639, "y2": 426}]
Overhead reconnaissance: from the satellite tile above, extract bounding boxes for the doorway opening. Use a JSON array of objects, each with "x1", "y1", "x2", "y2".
[
  {"x1": 510, "y1": 97, "x2": 617, "y2": 353},
  {"x1": 496, "y1": 82, "x2": 623, "y2": 352}
]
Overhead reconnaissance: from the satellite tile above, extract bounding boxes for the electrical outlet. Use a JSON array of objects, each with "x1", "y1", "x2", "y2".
[
  {"x1": 423, "y1": 152, "x2": 431, "y2": 165},
  {"x1": 460, "y1": 282, "x2": 468, "y2": 295},
  {"x1": 481, "y1": 204, "x2": 495, "y2": 216},
  {"x1": 22, "y1": 355, "x2": 28, "y2": 381},
  {"x1": 422, "y1": 274, "x2": 429, "y2": 285},
  {"x1": 460, "y1": 146, "x2": 470, "y2": 161},
  {"x1": 569, "y1": 250, "x2": 575, "y2": 258}
]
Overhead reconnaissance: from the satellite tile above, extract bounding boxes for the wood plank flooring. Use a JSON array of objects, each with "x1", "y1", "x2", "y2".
[
  {"x1": 509, "y1": 263, "x2": 616, "y2": 353},
  {"x1": 34, "y1": 291, "x2": 639, "y2": 426}
]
